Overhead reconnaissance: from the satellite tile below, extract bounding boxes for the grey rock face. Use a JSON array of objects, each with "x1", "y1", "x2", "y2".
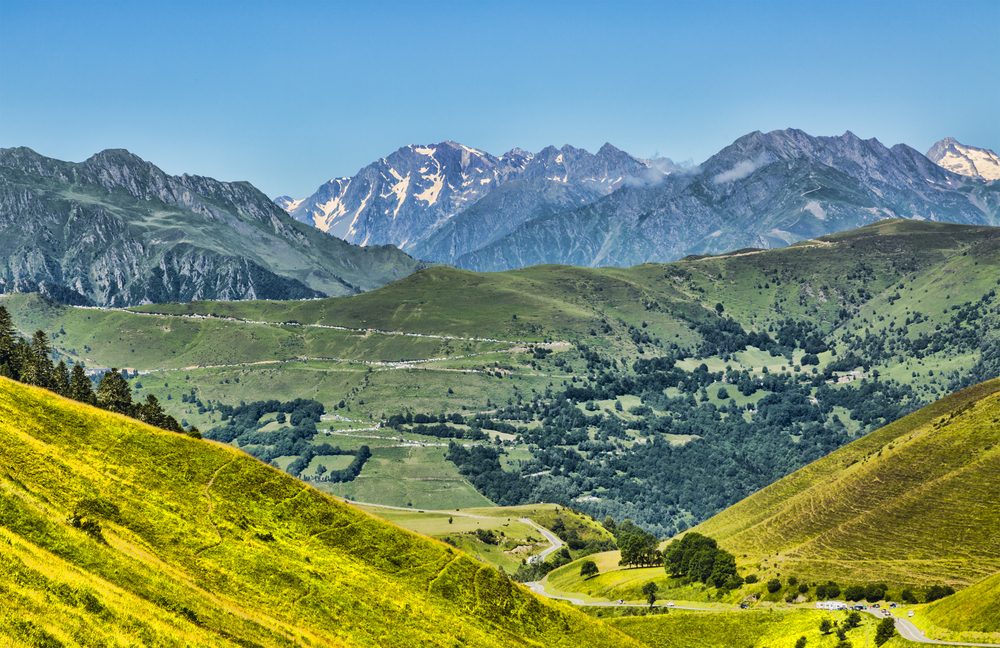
[{"x1": 0, "y1": 147, "x2": 429, "y2": 307}]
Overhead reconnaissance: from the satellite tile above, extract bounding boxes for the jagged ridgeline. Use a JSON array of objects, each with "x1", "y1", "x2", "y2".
[
  {"x1": 0, "y1": 378, "x2": 644, "y2": 647},
  {"x1": 0, "y1": 147, "x2": 430, "y2": 307}
]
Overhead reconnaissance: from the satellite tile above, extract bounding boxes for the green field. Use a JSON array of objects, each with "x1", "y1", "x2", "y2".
[{"x1": 317, "y1": 444, "x2": 495, "y2": 510}]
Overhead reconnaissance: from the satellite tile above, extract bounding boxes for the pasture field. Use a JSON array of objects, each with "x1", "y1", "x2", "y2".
[{"x1": 315, "y1": 444, "x2": 495, "y2": 510}]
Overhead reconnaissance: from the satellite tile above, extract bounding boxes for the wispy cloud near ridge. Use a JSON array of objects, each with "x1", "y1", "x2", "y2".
[{"x1": 713, "y1": 155, "x2": 769, "y2": 184}]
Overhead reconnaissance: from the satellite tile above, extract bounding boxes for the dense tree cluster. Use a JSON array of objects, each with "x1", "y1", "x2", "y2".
[
  {"x1": 0, "y1": 306, "x2": 184, "y2": 435},
  {"x1": 286, "y1": 444, "x2": 371, "y2": 482},
  {"x1": 612, "y1": 519, "x2": 662, "y2": 568},
  {"x1": 663, "y1": 532, "x2": 740, "y2": 588},
  {"x1": 387, "y1": 411, "x2": 489, "y2": 441},
  {"x1": 446, "y1": 441, "x2": 531, "y2": 506}
]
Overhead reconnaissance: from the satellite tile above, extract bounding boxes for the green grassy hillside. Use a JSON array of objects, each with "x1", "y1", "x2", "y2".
[
  {"x1": 607, "y1": 607, "x2": 907, "y2": 648},
  {"x1": 922, "y1": 570, "x2": 1000, "y2": 639},
  {"x1": 0, "y1": 377, "x2": 645, "y2": 648},
  {"x1": 692, "y1": 378, "x2": 1000, "y2": 587}
]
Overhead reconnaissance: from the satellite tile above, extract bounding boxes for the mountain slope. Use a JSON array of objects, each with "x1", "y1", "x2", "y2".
[
  {"x1": 924, "y1": 569, "x2": 1000, "y2": 635},
  {"x1": 691, "y1": 378, "x2": 1000, "y2": 587},
  {"x1": 280, "y1": 141, "x2": 656, "y2": 260},
  {"x1": 927, "y1": 137, "x2": 1000, "y2": 181},
  {"x1": 0, "y1": 147, "x2": 428, "y2": 306},
  {"x1": 455, "y1": 129, "x2": 1000, "y2": 271},
  {"x1": 0, "y1": 377, "x2": 645, "y2": 647}
]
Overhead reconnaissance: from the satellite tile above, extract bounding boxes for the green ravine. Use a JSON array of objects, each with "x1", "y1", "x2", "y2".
[{"x1": 0, "y1": 377, "x2": 644, "y2": 648}]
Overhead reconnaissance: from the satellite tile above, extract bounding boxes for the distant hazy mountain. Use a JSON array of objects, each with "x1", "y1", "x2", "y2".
[
  {"x1": 278, "y1": 141, "x2": 666, "y2": 260},
  {"x1": 926, "y1": 137, "x2": 1000, "y2": 181},
  {"x1": 0, "y1": 147, "x2": 428, "y2": 307},
  {"x1": 455, "y1": 129, "x2": 1000, "y2": 271}
]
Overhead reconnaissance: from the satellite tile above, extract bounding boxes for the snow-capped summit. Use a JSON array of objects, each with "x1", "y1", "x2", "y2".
[{"x1": 926, "y1": 137, "x2": 1000, "y2": 181}]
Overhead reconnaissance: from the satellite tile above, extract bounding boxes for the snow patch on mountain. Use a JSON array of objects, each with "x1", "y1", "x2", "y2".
[
  {"x1": 926, "y1": 137, "x2": 1000, "y2": 181},
  {"x1": 803, "y1": 201, "x2": 827, "y2": 220}
]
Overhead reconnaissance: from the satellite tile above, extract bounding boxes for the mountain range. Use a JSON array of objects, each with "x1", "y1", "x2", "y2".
[
  {"x1": 279, "y1": 131, "x2": 1000, "y2": 272},
  {"x1": 0, "y1": 147, "x2": 427, "y2": 307},
  {"x1": 275, "y1": 140, "x2": 674, "y2": 262}
]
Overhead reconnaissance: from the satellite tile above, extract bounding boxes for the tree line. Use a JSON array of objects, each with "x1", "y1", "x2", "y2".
[{"x1": 0, "y1": 305, "x2": 186, "y2": 435}]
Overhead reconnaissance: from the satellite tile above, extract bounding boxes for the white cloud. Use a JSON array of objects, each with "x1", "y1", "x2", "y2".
[
  {"x1": 623, "y1": 158, "x2": 701, "y2": 188},
  {"x1": 713, "y1": 156, "x2": 767, "y2": 184}
]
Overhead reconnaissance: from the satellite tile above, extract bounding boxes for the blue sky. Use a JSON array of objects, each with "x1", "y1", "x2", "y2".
[{"x1": 2, "y1": 0, "x2": 998, "y2": 199}]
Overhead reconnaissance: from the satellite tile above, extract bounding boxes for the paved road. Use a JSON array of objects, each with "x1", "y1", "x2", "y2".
[
  {"x1": 518, "y1": 518, "x2": 564, "y2": 561},
  {"x1": 864, "y1": 609, "x2": 999, "y2": 647},
  {"x1": 523, "y1": 580, "x2": 716, "y2": 611},
  {"x1": 337, "y1": 498, "x2": 490, "y2": 518}
]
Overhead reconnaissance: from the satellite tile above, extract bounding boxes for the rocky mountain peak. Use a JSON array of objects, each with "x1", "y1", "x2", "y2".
[{"x1": 926, "y1": 138, "x2": 1000, "y2": 181}]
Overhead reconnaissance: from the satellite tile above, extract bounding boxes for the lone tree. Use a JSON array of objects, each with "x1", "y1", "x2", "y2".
[
  {"x1": 580, "y1": 560, "x2": 599, "y2": 579},
  {"x1": 819, "y1": 618, "x2": 832, "y2": 635},
  {"x1": 794, "y1": 638, "x2": 807, "y2": 648},
  {"x1": 875, "y1": 616, "x2": 896, "y2": 645},
  {"x1": 642, "y1": 581, "x2": 659, "y2": 608}
]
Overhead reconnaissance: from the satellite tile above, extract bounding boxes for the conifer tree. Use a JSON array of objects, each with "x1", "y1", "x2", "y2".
[
  {"x1": 23, "y1": 330, "x2": 54, "y2": 388},
  {"x1": 97, "y1": 368, "x2": 133, "y2": 415},
  {"x1": 53, "y1": 360, "x2": 71, "y2": 396},
  {"x1": 137, "y1": 394, "x2": 166, "y2": 428},
  {"x1": 69, "y1": 364, "x2": 97, "y2": 405},
  {"x1": 0, "y1": 305, "x2": 20, "y2": 379}
]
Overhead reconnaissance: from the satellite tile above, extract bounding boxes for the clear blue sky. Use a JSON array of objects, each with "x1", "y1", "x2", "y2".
[{"x1": 2, "y1": 0, "x2": 998, "y2": 199}]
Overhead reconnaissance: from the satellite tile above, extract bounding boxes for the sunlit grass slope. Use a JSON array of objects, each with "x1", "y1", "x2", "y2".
[
  {"x1": 0, "y1": 378, "x2": 646, "y2": 648},
  {"x1": 693, "y1": 378, "x2": 1000, "y2": 587},
  {"x1": 923, "y1": 570, "x2": 1000, "y2": 637},
  {"x1": 608, "y1": 607, "x2": 907, "y2": 648}
]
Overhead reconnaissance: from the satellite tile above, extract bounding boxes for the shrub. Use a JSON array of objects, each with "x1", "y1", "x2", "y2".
[
  {"x1": 844, "y1": 584, "x2": 864, "y2": 601},
  {"x1": 875, "y1": 616, "x2": 896, "y2": 645},
  {"x1": 925, "y1": 585, "x2": 955, "y2": 602},
  {"x1": 767, "y1": 578, "x2": 782, "y2": 593}
]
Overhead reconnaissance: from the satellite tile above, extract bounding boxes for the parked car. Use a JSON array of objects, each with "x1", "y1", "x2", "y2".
[
  {"x1": 908, "y1": 611, "x2": 915, "y2": 618},
  {"x1": 666, "y1": 602, "x2": 675, "y2": 607}
]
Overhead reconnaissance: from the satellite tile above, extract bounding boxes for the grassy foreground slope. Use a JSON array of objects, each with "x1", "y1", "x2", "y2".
[
  {"x1": 0, "y1": 378, "x2": 645, "y2": 648},
  {"x1": 692, "y1": 378, "x2": 1000, "y2": 587}
]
